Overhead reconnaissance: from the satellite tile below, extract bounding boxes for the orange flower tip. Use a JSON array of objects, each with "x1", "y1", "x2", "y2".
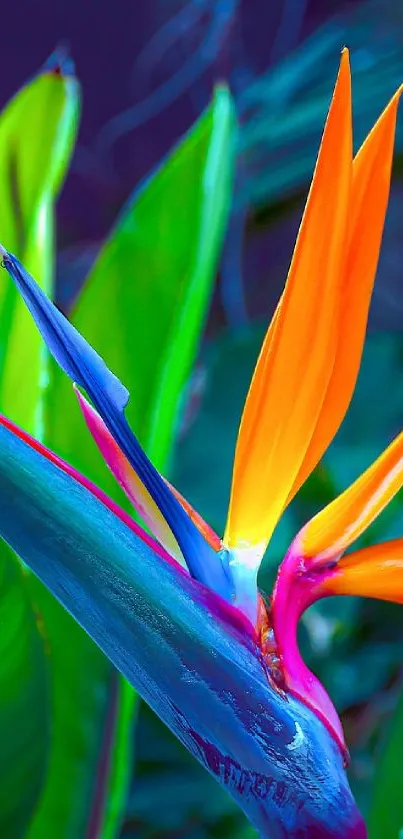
[
  {"x1": 379, "y1": 83, "x2": 403, "y2": 121},
  {"x1": 319, "y1": 540, "x2": 403, "y2": 603},
  {"x1": 300, "y1": 426, "x2": 403, "y2": 563},
  {"x1": 223, "y1": 41, "x2": 353, "y2": 556},
  {"x1": 339, "y1": 45, "x2": 350, "y2": 72}
]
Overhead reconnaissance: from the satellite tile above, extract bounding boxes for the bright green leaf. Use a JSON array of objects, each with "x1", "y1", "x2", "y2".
[
  {"x1": 0, "y1": 59, "x2": 79, "y2": 838},
  {"x1": 47, "y1": 84, "x2": 235, "y2": 476},
  {"x1": 0, "y1": 542, "x2": 49, "y2": 839},
  {"x1": 368, "y1": 686, "x2": 403, "y2": 839},
  {"x1": 37, "y1": 86, "x2": 235, "y2": 838},
  {"x1": 0, "y1": 56, "x2": 80, "y2": 432}
]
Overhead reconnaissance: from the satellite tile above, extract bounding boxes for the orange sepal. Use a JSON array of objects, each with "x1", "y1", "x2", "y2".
[
  {"x1": 224, "y1": 50, "x2": 352, "y2": 557},
  {"x1": 301, "y1": 430, "x2": 403, "y2": 561},
  {"x1": 321, "y1": 539, "x2": 403, "y2": 603},
  {"x1": 287, "y1": 84, "x2": 403, "y2": 500}
]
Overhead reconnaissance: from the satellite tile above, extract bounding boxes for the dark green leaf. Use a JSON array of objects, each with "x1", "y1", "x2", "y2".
[
  {"x1": 0, "y1": 543, "x2": 49, "y2": 838},
  {"x1": 368, "y1": 686, "x2": 403, "y2": 838}
]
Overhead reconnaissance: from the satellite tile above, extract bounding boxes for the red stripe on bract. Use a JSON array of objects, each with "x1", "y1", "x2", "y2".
[{"x1": 0, "y1": 413, "x2": 179, "y2": 568}]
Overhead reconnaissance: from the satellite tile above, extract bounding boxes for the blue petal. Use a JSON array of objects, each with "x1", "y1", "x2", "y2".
[
  {"x1": 0, "y1": 421, "x2": 366, "y2": 839},
  {"x1": 0, "y1": 248, "x2": 233, "y2": 600}
]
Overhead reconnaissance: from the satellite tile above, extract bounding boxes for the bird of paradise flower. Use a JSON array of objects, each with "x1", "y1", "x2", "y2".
[{"x1": 0, "y1": 49, "x2": 401, "y2": 838}]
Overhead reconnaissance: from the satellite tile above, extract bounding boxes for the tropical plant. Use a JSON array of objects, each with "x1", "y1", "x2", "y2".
[{"x1": 1, "y1": 47, "x2": 403, "y2": 837}]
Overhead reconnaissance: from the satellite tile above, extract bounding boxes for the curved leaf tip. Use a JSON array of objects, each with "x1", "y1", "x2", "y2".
[{"x1": 42, "y1": 46, "x2": 75, "y2": 78}]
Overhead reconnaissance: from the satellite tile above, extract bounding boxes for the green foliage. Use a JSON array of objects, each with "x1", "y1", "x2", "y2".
[
  {"x1": 0, "y1": 544, "x2": 49, "y2": 838},
  {"x1": 35, "y1": 82, "x2": 235, "y2": 839},
  {"x1": 368, "y1": 687, "x2": 403, "y2": 838},
  {"x1": 0, "y1": 60, "x2": 79, "y2": 838},
  {"x1": 0, "y1": 59, "x2": 79, "y2": 431}
]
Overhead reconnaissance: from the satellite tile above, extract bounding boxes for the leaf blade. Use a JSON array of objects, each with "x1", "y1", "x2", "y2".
[
  {"x1": 0, "y1": 59, "x2": 79, "y2": 838},
  {"x1": 0, "y1": 542, "x2": 49, "y2": 839},
  {"x1": 39, "y1": 86, "x2": 236, "y2": 838},
  {"x1": 368, "y1": 686, "x2": 403, "y2": 839},
  {"x1": 0, "y1": 59, "x2": 80, "y2": 431}
]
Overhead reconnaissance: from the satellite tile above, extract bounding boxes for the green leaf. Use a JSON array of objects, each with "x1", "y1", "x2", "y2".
[
  {"x1": 0, "y1": 57, "x2": 80, "y2": 432},
  {"x1": 48, "y1": 84, "x2": 235, "y2": 476},
  {"x1": 0, "y1": 60, "x2": 79, "y2": 837},
  {"x1": 0, "y1": 542, "x2": 49, "y2": 838},
  {"x1": 37, "y1": 86, "x2": 235, "y2": 838},
  {"x1": 367, "y1": 686, "x2": 403, "y2": 838}
]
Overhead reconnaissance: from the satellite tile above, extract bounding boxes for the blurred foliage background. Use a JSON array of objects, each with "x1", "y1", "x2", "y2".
[{"x1": 2, "y1": 0, "x2": 403, "y2": 837}]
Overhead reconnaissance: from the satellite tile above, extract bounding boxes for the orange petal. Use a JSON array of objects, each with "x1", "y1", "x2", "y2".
[
  {"x1": 76, "y1": 388, "x2": 221, "y2": 562},
  {"x1": 224, "y1": 50, "x2": 352, "y2": 557},
  {"x1": 287, "y1": 84, "x2": 403, "y2": 501},
  {"x1": 321, "y1": 539, "x2": 403, "y2": 603},
  {"x1": 300, "y1": 430, "x2": 403, "y2": 561}
]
